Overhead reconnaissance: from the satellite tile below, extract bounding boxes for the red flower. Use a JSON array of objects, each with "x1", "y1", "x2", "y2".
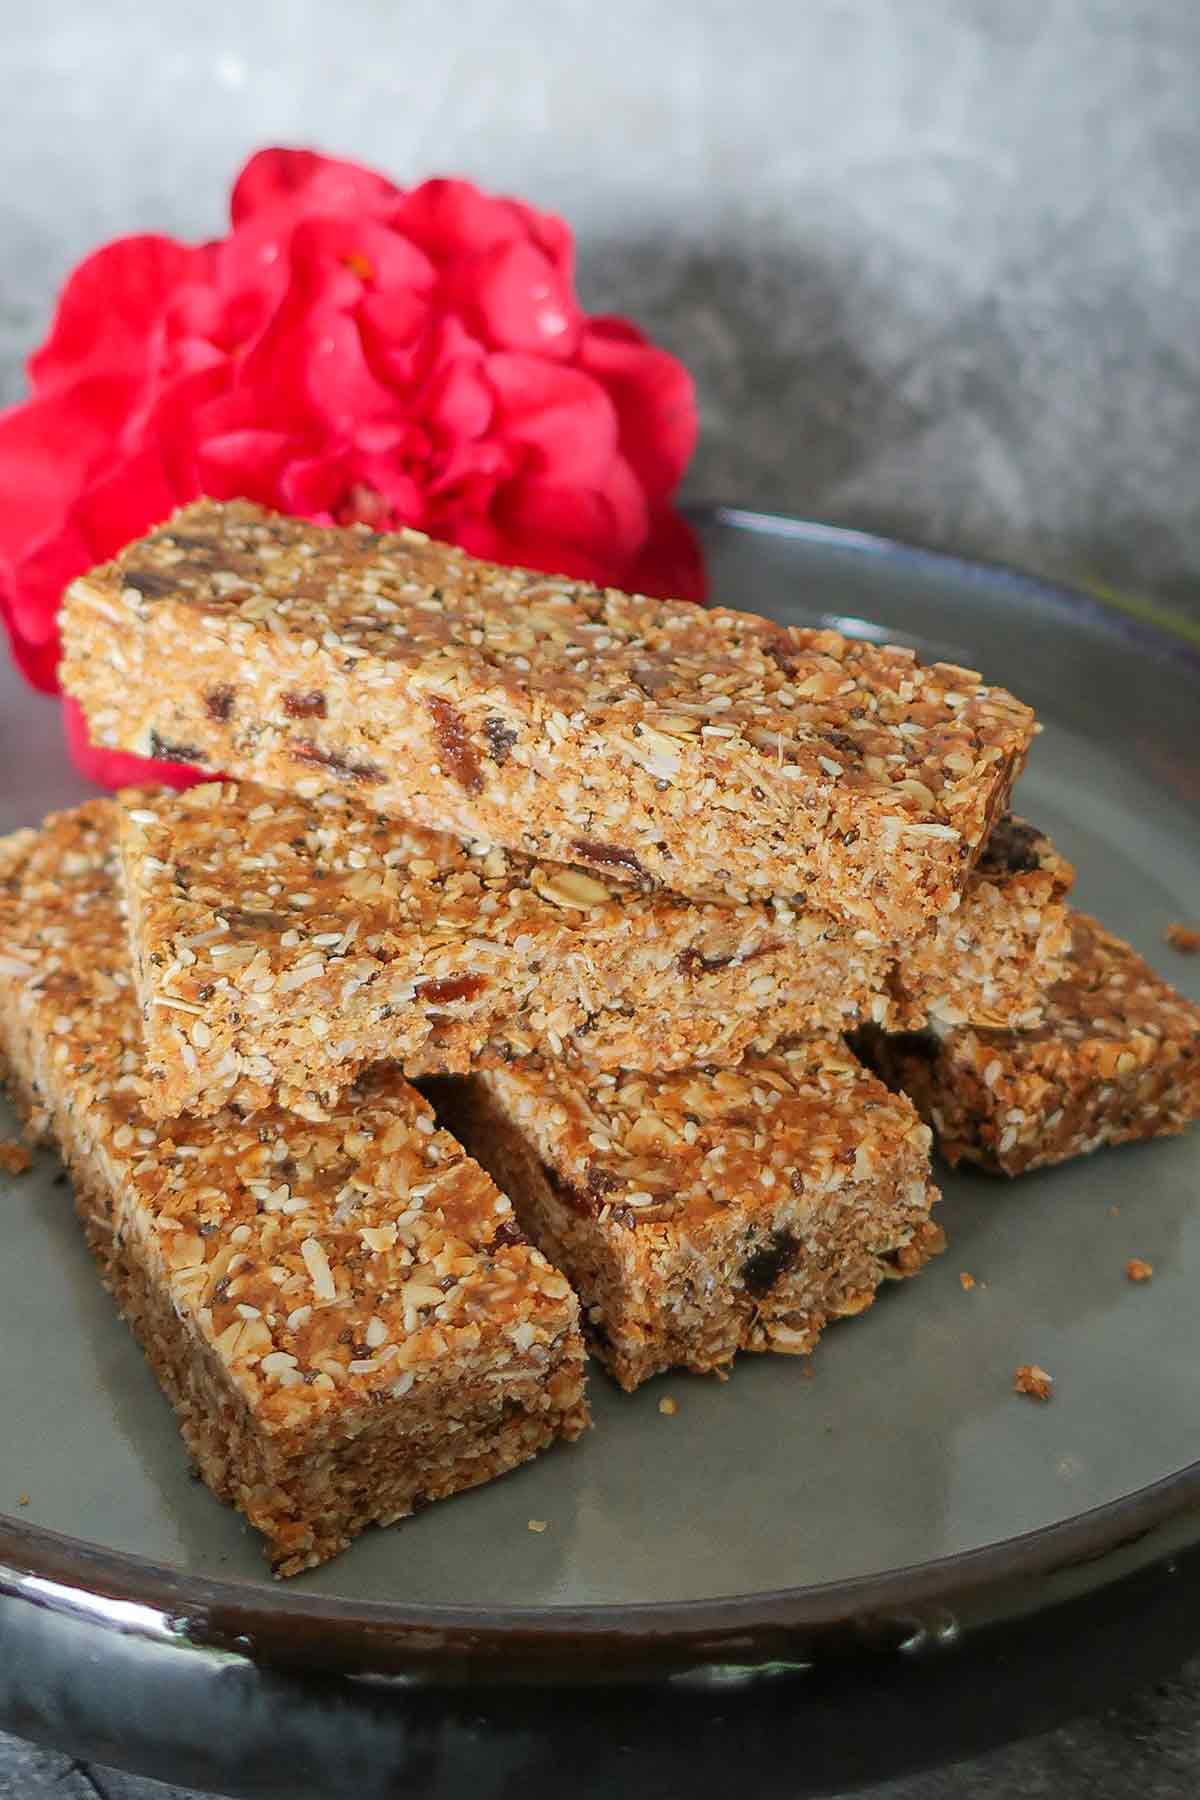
[{"x1": 0, "y1": 148, "x2": 703, "y2": 788}]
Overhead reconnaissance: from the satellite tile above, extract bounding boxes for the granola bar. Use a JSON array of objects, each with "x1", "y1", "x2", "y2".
[
  {"x1": 426, "y1": 1046, "x2": 942, "y2": 1391},
  {"x1": 60, "y1": 500, "x2": 1036, "y2": 932},
  {"x1": 890, "y1": 816, "x2": 1075, "y2": 1030},
  {"x1": 863, "y1": 914, "x2": 1200, "y2": 1175},
  {"x1": 116, "y1": 780, "x2": 895, "y2": 1119},
  {"x1": 0, "y1": 803, "x2": 588, "y2": 1574}
]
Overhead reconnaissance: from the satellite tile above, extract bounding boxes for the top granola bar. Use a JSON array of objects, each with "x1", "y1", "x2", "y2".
[{"x1": 60, "y1": 500, "x2": 1037, "y2": 932}]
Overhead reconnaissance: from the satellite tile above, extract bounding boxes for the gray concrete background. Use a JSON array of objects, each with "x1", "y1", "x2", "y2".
[
  {"x1": 1, "y1": 0, "x2": 1199, "y2": 614},
  {"x1": 1, "y1": 0, "x2": 1199, "y2": 1794}
]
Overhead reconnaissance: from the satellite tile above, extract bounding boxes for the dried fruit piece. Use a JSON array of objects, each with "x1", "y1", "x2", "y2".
[{"x1": 427, "y1": 695, "x2": 482, "y2": 793}]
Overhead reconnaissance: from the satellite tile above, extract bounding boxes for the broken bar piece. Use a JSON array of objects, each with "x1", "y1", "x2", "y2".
[
  {"x1": 890, "y1": 815, "x2": 1075, "y2": 1031},
  {"x1": 862, "y1": 913, "x2": 1200, "y2": 1175},
  {"x1": 427, "y1": 1047, "x2": 942, "y2": 1391},
  {"x1": 0, "y1": 803, "x2": 588, "y2": 1574},
  {"x1": 60, "y1": 499, "x2": 1036, "y2": 932}
]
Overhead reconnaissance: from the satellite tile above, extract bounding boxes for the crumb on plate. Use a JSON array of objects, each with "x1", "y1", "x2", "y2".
[
  {"x1": 1165, "y1": 923, "x2": 1200, "y2": 954},
  {"x1": 658, "y1": 1395, "x2": 678, "y2": 1416},
  {"x1": 0, "y1": 1139, "x2": 32, "y2": 1176},
  {"x1": 1014, "y1": 1363, "x2": 1054, "y2": 1401},
  {"x1": 527, "y1": 1518, "x2": 548, "y2": 1534},
  {"x1": 959, "y1": 1271, "x2": 976, "y2": 1290},
  {"x1": 1126, "y1": 1258, "x2": 1154, "y2": 1283}
]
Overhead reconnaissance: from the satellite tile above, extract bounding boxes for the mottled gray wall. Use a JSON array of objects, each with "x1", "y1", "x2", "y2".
[{"x1": 0, "y1": 0, "x2": 1198, "y2": 611}]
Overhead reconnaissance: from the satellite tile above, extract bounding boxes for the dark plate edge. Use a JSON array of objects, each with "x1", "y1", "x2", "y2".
[
  {"x1": 3, "y1": 1455, "x2": 1200, "y2": 1675},
  {"x1": 3, "y1": 508, "x2": 1200, "y2": 1677},
  {"x1": 690, "y1": 503, "x2": 1200, "y2": 678}
]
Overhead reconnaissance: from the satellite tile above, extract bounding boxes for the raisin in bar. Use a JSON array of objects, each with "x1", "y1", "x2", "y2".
[
  {"x1": 427, "y1": 1047, "x2": 942, "y2": 1391},
  {"x1": 0, "y1": 803, "x2": 588, "y2": 1574},
  {"x1": 61, "y1": 499, "x2": 1036, "y2": 932},
  {"x1": 890, "y1": 816, "x2": 1075, "y2": 1031},
  {"x1": 116, "y1": 780, "x2": 894, "y2": 1120},
  {"x1": 863, "y1": 914, "x2": 1200, "y2": 1175}
]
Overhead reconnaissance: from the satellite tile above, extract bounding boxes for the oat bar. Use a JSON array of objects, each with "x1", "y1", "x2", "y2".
[
  {"x1": 0, "y1": 803, "x2": 588, "y2": 1574},
  {"x1": 115, "y1": 779, "x2": 895, "y2": 1120},
  {"x1": 890, "y1": 816, "x2": 1075, "y2": 1030},
  {"x1": 117, "y1": 784, "x2": 1069, "y2": 1119},
  {"x1": 61, "y1": 500, "x2": 1036, "y2": 931},
  {"x1": 427, "y1": 1047, "x2": 942, "y2": 1391},
  {"x1": 863, "y1": 914, "x2": 1200, "y2": 1175}
]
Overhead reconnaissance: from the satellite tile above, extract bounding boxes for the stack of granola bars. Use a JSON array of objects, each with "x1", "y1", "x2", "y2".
[{"x1": 0, "y1": 498, "x2": 1196, "y2": 1573}]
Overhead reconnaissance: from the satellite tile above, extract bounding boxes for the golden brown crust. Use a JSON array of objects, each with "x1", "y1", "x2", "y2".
[
  {"x1": 60, "y1": 499, "x2": 1035, "y2": 931},
  {"x1": 428, "y1": 1044, "x2": 942, "y2": 1390},
  {"x1": 863, "y1": 914, "x2": 1200, "y2": 1175},
  {"x1": 0, "y1": 802, "x2": 588, "y2": 1572}
]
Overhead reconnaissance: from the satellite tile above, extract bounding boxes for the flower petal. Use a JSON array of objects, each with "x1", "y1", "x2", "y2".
[
  {"x1": 457, "y1": 240, "x2": 581, "y2": 358},
  {"x1": 627, "y1": 506, "x2": 706, "y2": 603},
  {"x1": 4, "y1": 514, "x2": 96, "y2": 690},
  {"x1": 507, "y1": 200, "x2": 576, "y2": 281},
  {"x1": 424, "y1": 352, "x2": 494, "y2": 441},
  {"x1": 579, "y1": 318, "x2": 698, "y2": 501},
  {"x1": 125, "y1": 364, "x2": 231, "y2": 493},
  {"x1": 70, "y1": 450, "x2": 181, "y2": 562},
  {"x1": 292, "y1": 215, "x2": 436, "y2": 298},
  {"x1": 487, "y1": 354, "x2": 619, "y2": 486},
  {"x1": 357, "y1": 288, "x2": 437, "y2": 390},
  {"x1": 389, "y1": 179, "x2": 531, "y2": 261},
  {"x1": 197, "y1": 429, "x2": 300, "y2": 505},
  {"x1": 230, "y1": 147, "x2": 400, "y2": 225},
  {"x1": 277, "y1": 446, "x2": 353, "y2": 518},
  {"x1": 0, "y1": 380, "x2": 136, "y2": 560},
  {"x1": 495, "y1": 454, "x2": 647, "y2": 569},
  {"x1": 242, "y1": 292, "x2": 395, "y2": 433},
  {"x1": 28, "y1": 236, "x2": 211, "y2": 395}
]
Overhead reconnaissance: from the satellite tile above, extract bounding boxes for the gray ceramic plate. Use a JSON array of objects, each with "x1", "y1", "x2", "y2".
[{"x1": 2, "y1": 507, "x2": 1200, "y2": 1798}]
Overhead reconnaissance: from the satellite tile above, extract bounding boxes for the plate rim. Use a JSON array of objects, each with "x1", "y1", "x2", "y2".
[
  {"x1": 4, "y1": 504, "x2": 1200, "y2": 1668},
  {"x1": 696, "y1": 503, "x2": 1200, "y2": 674}
]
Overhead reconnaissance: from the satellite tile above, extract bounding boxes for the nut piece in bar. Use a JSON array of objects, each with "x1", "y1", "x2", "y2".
[
  {"x1": 426, "y1": 1047, "x2": 942, "y2": 1392},
  {"x1": 116, "y1": 780, "x2": 894, "y2": 1120},
  {"x1": 862, "y1": 914, "x2": 1200, "y2": 1176},
  {"x1": 0, "y1": 803, "x2": 588, "y2": 1574},
  {"x1": 891, "y1": 816, "x2": 1075, "y2": 1031},
  {"x1": 61, "y1": 499, "x2": 1036, "y2": 932}
]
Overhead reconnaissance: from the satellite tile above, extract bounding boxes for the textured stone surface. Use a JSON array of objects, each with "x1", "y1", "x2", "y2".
[{"x1": 2, "y1": 0, "x2": 1199, "y2": 1792}]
